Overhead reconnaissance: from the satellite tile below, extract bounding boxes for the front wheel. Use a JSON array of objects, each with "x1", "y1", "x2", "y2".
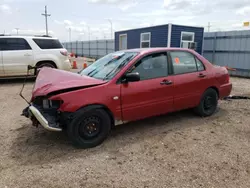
[
  {"x1": 194, "y1": 88, "x2": 218, "y2": 117},
  {"x1": 67, "y1": 108, "x2": 111, "y2": 148}
]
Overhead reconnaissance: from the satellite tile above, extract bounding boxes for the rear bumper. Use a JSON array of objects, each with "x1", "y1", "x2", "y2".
[
  {"x1": 23, "y1": 105, "x2": 62, "y2": 132},
  {"x1": 219, "y1": 83, "x2": 232, "y2": 99},
  {"x1": 61, "y1": 59, "x2": 72, "y2": 71}
]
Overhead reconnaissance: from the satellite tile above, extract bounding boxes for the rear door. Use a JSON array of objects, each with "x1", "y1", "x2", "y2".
[
  {"x1": 169, "y1": 51, "x2": 210, "y2": 111},
  {"x1": 121, "y1": 52, "x2": 174, "y2": 122},
  {"x1": 1, "y1": 38, "x2": 34, "y2": 76}
]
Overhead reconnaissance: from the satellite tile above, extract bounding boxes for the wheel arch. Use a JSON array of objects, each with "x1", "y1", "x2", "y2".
[
  {"x1": 36, "y1": 60, "x2": 57, "y2": 68},
  {"x1": 207, "y1": 86, "x2": 219, "y2": 98},
  {"x1": 76, "y1": 104, "x2": 115, "y2": 128}
]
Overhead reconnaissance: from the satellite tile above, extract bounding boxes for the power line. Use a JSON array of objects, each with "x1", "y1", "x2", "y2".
[{"x1": 41, "y1": 5, "x2": 51, "y2": 36}]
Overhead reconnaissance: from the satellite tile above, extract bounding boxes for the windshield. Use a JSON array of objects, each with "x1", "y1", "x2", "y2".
[{"x1": 79, "y1": 51, "x2": 138, "y2": 80}]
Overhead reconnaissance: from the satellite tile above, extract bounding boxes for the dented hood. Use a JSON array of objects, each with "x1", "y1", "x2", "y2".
[{"x1": 32, "y1": 67, "x2": 106, "y2": 97}]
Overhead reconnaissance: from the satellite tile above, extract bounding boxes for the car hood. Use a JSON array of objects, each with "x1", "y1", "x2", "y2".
[{"x1": 32, "y1": 67, "x2": 106, "y2": 97}]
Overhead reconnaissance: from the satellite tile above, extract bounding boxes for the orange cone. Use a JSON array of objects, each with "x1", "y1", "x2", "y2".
[
  {"x1": 72, "y1": 61, "x2": 77, "y2": 69},
  {"x1": 83, "y1": 63, "x2": 87, "y2": 69}
]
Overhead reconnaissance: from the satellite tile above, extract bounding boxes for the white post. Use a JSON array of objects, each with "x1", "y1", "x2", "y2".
[{"x1": 167, "y1": 23, "x2": 172, "y2": 47}]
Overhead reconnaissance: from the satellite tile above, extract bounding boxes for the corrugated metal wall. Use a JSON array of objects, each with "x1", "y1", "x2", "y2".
[
  {"x1": 62, "y1": 39, "x2": 114, "y2": 59},
  {"x1": 203, "y1": 30, "x2": 250, "y2": 77},
  {"x1": 171, "y1": 24, "x2": 204, "y2": 54},
  {"x1": 115, "y1": 25, "x2": 169, "y2": 51}
]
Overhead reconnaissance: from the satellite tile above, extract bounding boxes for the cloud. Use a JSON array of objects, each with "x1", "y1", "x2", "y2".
[
  {"x1": 66, "y1": 26, "x2": 84, "y2": 32},
  {"x1": 55, "y1": 20, "x2": 74, "y2": 26},
  {"x1": 10, "y1": 29, "x2": 54, "y2": 35},
  {"x1": 236, "y1": 6, "x2": 250, "y2": 15},
  {"x1": 119, "y1": 1, "x2": 137, "y2": 11},
  {"x1": 139, "y1": 23, "x2": 151, "y2": 27},
  {"x1": 54, "y1": 20, "x2": 63, "y2": 25},
  {"x1": 0, "y1": 4, "x2": 12, "y2": 14},
  {"x1": 163, "y1": 0, "x2": 250, "y2": 15},
  {"x1": 88, "y1": 0, "x2": 138, "y2": 11},
  {"x1": 64, "y1": 20, "x2": 73, "y2": 26},
  {"x1": 80, "y1": 21, "x2": 86, "y2": 25},
  {"x1": 88, "y1": 0, "x2": 134, "y2": 3}
]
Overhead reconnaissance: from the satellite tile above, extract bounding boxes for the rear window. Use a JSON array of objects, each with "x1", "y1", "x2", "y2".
[{"x1": 33, "y1": 39, "x2": 63, "y2": 49}]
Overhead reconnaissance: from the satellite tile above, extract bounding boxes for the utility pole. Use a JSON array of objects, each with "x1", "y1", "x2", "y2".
[
  {"x1": 108, "y1": 19, "x2": 113, "y2": 39},
  {"x1": 41, "y1": 5, "x2": 51, "y2": 36},
  {"x1": 15, "y1": 28, "x2": 19, "y2": 35},
  {"x1": 208, "y1": 22, "x2": 211, "y2": 32}
]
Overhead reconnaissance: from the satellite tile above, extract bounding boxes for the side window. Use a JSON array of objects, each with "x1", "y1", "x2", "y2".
[
  {"x1": 0, "y1": 38, "x2": 31, "y2": 51},
  {"x1": 196, "y1": 57, "x2": 205, "y2": 71},
  {"x1": 131, "y1": 53, "x2": 168, "y2": 80},
  {"x1": 0, "y1": 39, "x2": 8, "y2": 51},
  {"x1": 170, "y1": 51, "x2": 198, "y2": 74},
  {"x1": 33, "y1": 39, "x2": 63, "y2": 49}
]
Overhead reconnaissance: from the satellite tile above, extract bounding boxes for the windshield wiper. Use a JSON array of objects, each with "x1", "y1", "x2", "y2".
[
  {"x1": 85, "y1": 58, "x2": 119, "y2": 77},
  {"x1": 103, "y1": 55, "x2": 134, "y2": 80},
  {"x1": 86, "y1": 69, "x2": 97, "y2": 76}
]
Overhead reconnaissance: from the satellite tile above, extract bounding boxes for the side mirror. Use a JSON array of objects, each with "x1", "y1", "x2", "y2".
[{"x1": 122, "y1": 72, "x2": 140, "y2": 83}]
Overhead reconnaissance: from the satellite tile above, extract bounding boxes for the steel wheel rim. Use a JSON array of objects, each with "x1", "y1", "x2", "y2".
[
  {"x1": 79, "y1": 116, "x2": 101, "y2": 140},
  {"x1": 203, "y1": 95, "x2": 216, "y2": 112}
]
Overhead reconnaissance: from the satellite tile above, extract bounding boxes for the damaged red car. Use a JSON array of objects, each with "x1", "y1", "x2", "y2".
[{"x1": 22, "y1": 48, "x2": 232, "y2": 148}]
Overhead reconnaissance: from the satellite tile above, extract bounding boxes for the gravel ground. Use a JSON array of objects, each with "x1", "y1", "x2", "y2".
[{"x1": 0, "y1": 77, "x2": 250, "y2": 188}]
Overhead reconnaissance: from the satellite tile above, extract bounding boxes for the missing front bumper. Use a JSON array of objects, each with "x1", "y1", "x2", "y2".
[{"x1": 23, "y1": 105, "x2": 62, "y2": 132}]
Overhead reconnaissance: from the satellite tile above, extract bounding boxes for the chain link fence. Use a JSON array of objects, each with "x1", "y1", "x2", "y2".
[{"x1": 62, "y1": 39, "x2": 115, "y2": 59}]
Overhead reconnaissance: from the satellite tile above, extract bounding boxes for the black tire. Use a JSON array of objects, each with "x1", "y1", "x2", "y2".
[
  {"x1": 36, "y1": 62, "x2": 56, "y2": 75},
  {"x1": 194, "y1": 88, "x2": 218, "y2": 117},
  {"x1": 67, "y1": 108, "x2": 111, "y2": 149}
]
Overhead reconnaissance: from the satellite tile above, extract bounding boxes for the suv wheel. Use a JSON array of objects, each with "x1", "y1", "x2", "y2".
[
  {"x1": 194, "y1": 88, "x2": 218, "y2": 117},
  {"x1": 67, "y1": 108, "x2": 111, "y2": 148},
  {"x1": 36, "y1": 62, "x2": 56, "y2": 75}
]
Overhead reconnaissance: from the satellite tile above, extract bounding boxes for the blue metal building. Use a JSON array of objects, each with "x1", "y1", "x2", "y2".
[{"x1": 115, "y1": 24, "x2": 204, "y2": 54}]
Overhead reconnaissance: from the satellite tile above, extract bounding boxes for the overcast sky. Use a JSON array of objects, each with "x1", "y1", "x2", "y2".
[{"x1": 0, "y1": 0, "x2": 250, "y2": 42}]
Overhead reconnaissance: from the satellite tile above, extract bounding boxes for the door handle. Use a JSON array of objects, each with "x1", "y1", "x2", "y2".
[
  {"x1": 160, "y1": 80, "x2": 173, "y2": 85},
  {"x1": 24, "y1": 53, "x2": 32, "y2": 57},
  {"x1": 198, "y1": 73, "x2": 206, "y2": 78}
]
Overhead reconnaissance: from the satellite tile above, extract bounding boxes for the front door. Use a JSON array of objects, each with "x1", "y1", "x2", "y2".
[
  {"x1": 1, "y1": 38, "x2": 34, "y2": 76},
  {"x1": 121, "y1": 52, "x2": 174, "y2": 122}
]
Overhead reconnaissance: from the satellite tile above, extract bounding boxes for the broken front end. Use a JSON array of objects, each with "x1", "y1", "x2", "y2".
[{"x1": 22, "y1": 96, "x2": 72, "y2": 131}]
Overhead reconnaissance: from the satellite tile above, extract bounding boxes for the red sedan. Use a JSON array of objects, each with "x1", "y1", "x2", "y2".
[{"x1": 22, "y1": 48, "x2": 232, "y2": 148}]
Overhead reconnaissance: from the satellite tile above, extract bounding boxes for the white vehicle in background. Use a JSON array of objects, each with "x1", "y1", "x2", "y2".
[{"x1": 0, "y1": 35, "x2": 71, "y2": 77}]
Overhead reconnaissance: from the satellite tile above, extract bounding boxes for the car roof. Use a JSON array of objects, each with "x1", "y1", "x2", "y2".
[
  {"x1": 120, "y1": 47, "x2": 195, "y2": 54},
  {"x1": 0, "y1": 35, "x2": 58, "y2": 40}
]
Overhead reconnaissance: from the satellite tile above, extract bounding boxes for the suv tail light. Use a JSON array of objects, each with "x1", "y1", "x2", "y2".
[{"x1": 60, "y1": 50, "x2": 68, "y2": 56}]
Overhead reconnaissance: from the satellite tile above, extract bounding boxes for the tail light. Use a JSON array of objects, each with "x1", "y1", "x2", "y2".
[{"x1": 60, "y1": 50, "x2": 68, "y2": 56}]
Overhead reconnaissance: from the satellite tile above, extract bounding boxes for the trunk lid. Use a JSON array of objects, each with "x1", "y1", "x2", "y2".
[{"x1": 32, "y1": 67, "x2": 106, "y2": 97}]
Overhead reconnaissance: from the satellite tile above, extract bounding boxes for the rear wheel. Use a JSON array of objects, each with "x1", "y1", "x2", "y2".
[
  {"x1": 194, "y1": 88, "x2": 218, "y2": 117},
  {"x1": 67, "y1": 108, "x2": 111, "y2": 148}
]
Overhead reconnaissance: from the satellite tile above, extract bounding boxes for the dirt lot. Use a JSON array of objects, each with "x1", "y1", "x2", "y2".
[{"x1": 0, "y1": 77, "x2": 250, "y2": 188}]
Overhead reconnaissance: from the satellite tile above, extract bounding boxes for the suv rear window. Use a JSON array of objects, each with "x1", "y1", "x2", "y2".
[{"x1": 33, "y1": 39, "x2": 63, "y2": 49}]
